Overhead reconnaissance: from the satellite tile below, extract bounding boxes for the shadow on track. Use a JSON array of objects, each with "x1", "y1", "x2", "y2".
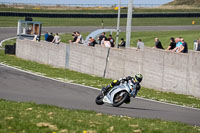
[{"x1": 103, "y1": 104, "x2": 161, "y2": 111}]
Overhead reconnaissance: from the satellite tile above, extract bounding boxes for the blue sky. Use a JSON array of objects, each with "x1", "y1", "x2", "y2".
[{"x1": 0, "y1": 0, "x2": 174, "y2": 5}]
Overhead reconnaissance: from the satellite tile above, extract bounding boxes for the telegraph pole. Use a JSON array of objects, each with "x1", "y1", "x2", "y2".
[
  {"x1": 116, "y1": 0, "x2": 121, "y2": 48},
  {"x1": 126, "y1": 0, "x2": 133, "y2": 47}
]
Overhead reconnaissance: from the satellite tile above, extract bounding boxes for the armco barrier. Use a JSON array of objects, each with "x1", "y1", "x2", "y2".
[{"x1": 16, "y1": 39, "x2": 200, "y2": 97}]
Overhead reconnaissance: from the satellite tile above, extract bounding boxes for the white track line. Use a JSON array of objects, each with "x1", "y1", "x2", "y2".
[
  {"x1": 1, "y1": 62, "x2": 200, "y2": 111},
  {"x1": 0, "y1": 37, "x2": 17, "y2": 47}
]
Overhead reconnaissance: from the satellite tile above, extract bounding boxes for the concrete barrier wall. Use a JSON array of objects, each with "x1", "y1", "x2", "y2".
[
  {"x1": 105, "y1": 48, "x2": 144, "y2": 79},
  {"x1": 68, "y1": 44, "x2": 109, "y2": 77},
  {"x1": 163, "y1": 51, "x2": 189, "y2": 94},
  {"x1": 188, "y1": 51, "x2": 200, "y2": 96},
  {"x1": 16, "y1": 39, "x2": 67, "y2": 68},
  {"x1": 16, "y1": 39, "x2": 200, "y2": 97}
]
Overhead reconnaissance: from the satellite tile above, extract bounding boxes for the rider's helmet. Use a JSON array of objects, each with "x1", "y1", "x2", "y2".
[{"x1": 134, "y1": 74, "x2": 143, "y2": 83}]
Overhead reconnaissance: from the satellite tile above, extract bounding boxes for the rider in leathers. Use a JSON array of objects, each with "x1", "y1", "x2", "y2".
[{"x1": 102, "y1": 74, "x2": 143, "y2": 100}]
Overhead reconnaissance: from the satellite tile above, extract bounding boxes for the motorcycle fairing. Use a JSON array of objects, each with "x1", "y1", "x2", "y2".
[{"x1": 103, "y1": 84, "x2": 130, "y2": 104}]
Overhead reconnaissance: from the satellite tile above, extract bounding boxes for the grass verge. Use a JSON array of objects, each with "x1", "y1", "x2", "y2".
[
  {"x1": 0, "y1": 39, "x2": 200, "y2": 109},
  {"x1": 1, "y1": 99, "x2": 200, "y2": 133},
  {"x1": 0, "y1": 16, "x2": 200, "y2": 27},
  {"x1": 1, "y1": 6, "x2": 200, "y2": 13}
]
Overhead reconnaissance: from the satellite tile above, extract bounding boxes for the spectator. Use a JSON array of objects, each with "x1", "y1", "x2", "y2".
[
  {"x1": 154, "y1": 38, "x2": 164, "y2": 49},
  {"x1": 32, "y1": 34, "x2": 39, "y2": 42},
  {"x1": 75, "y1": 31, "x2": 84, "y2": 44},
  {"x1": 108, "y1": 34, "x2": 115, "y2": 47},
  {"x1": 166, "y1": 37, "x2": 176, "y2": 51},
  {"x1": 98, "y1": 32, "x2": 107, "y2": 45},
  {"x1": 176, "y1": 37, "x2": 183, "y2": 47},
  {"x1": 52, "y1": 33, "x2": 61, "y2": 44},
  {"x1": 102, "y1": 38, "x2": 111, "y2": 48},
  {"x1": 69, "y1": 32, "x2": 77, "y2": 43},
  {"x1": 118, "y1": 38, "x2": 126, "y2": 47},
  {"x1": 137, "y1": 39, "x2": 144, "y2": 50},
  {"x1": 197, "y1": 38, "x2": 200, "y2": 51},
  {"x1": 47, "y1": 33, "x2": 54, "y2": 42},
  {"x1": 172, "y1": 37, "x2": 183, "y2": 52},
  {"x1": 88, "y1": 37, "x2": 97, "y2": 47},
  {"x1": 44, "y1": 32, "x2": 49, "y2": 41},
  {"x1": 178, "y1": 38, "x2": 188, "y2": 53}
]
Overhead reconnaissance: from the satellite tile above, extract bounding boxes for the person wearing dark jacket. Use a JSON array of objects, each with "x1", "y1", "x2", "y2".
[
  {"x1": 154, "y1": 38, "x2": 164, "y2": 49},
  {"x1": 88, "y1": 37, "x2": 97, "y2": 47},
  {"x1": 178, "y1": 38, "x2": 188, "y2": 53},
  {"x1": 108, "y1": 34, "x2": 115, "y2": 47},
  {"x1": 47, "y1": 33, "x2": 54, "y2": 42},
  {"x1": 166, "y1": 37, "x2": 176, "y2": 51},
  {"x1": 118, "y1": 38, "x2": 126, "y2": 47}
]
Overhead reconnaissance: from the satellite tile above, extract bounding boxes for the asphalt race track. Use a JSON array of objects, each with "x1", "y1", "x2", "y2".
[
  {"x1": 0, "y1": 64, "x2": 200, "y2": 126},
  {"x1": 0, "y1": 26, "x2": 200, "y2": 126},
  {"x1": 1, "y1": 25, "x2": 200, "y2": 42}
]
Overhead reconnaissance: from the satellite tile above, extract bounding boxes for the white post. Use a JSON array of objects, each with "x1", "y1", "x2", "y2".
[
  {"x1": 126, "y1": 0, "x2": 133, "y2": 47},
  {"x1": 17, "y1": 21, "x2": 21, "y2": 35},
  {"x1": 116, "y1": 0, "x2": 121, "y2": 48}
]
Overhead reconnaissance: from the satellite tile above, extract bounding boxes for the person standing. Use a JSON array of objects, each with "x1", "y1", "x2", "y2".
[
  {"x1": 69, "y1": 32, "x2": 77, "y2": 43},
  {"x1": 47, "y1": 33, "x2": 54, "y2": 42},
  {"x1": 102, "y1": 38, "x2": 111, "y2": 48},
  {"x1": 172, "y1": 37, "x2": 183, "y2": 53},
  {"x1": 166, "y1": 37, "x2": 176, "y2": 51},
  {"x1": 44, "y1": 32, "x2": 49, "y2": 41},
  {"x1": 52, "y1": 33, "x2": 61, "y2": 44},
  {"x1": 154, "y1": 38, "x2": 164, "y2": 49},
  {"x1": 108, "y1": 34, "x2": 115, "y2": 47},
  {"x1": 137, "y1": 39, "x2": 144, "y2": 50},
  {"x1": 98, "y1": 32, "x2": 107, "y2": 45},
  {"x1": 75, "y1": 31, "x2": 84, "y2": 44},
  {"x1": 88, "y1": 37, "x2": 97, "y2": 47},
  {"x1": 118, "y1": 38, "x2": 126, "y2": 48},
  {"x1": 178, "y1": 38, "x2": 188, "y2": 53}
]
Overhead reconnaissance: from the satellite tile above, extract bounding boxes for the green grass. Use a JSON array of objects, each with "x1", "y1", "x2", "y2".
[
  {"x1": 167, "y1": 0, "x2": 200, "y2": 6},
  {"x1": 0, "y1": 39, "x2": 16, "y2": 48},
  {"x1": 1, "y1": 99, "x2": 200, "y2": 133},
  {"x1": 0, "y1": 16, "x2": 200, "y2": 27},
  {"x1": 1, "y1": 6, "x2": 200, "y2": 13},
  {"x1": 0, "y1": 7, "x2": 121, "y2": 14},
  {"x1": 1, "y1": 38, "x2": 200, "y2": 109}
]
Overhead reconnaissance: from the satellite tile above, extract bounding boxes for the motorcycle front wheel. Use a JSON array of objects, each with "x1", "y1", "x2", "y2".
[
  {"x1": 95, "y1": 93, "x2": 104, "y2": 105},
  {"x1": 112, "y1": 91, "x2": 129, "y2": 107}
]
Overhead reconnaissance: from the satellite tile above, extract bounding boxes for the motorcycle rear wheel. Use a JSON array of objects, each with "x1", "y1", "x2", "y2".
[
  {"x1": 95, "y1": 93, "x2": 104, "y2": 105},
  {"x1": 112, "y1": 91, "x2": 129, "y2": 107}
]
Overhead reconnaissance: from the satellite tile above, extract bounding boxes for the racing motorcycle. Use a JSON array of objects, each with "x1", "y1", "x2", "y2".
[{"x1": 95, "y1": 80, "x2": 137, "y2": 107}]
